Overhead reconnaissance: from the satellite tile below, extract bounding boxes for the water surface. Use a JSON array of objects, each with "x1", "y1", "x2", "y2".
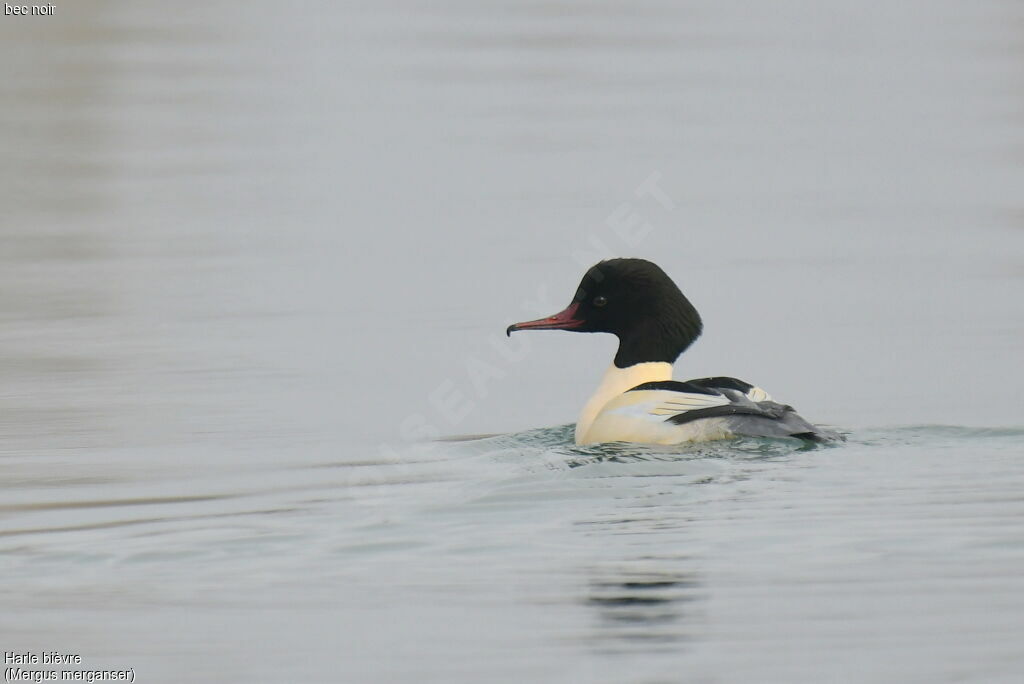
[{"x1": 1, "y1": 2, "x2": 1023, "y2": 682}]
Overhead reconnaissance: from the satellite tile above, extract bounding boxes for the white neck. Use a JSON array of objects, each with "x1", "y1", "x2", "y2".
[{"x1": 575, "y1": 362, "x2": 673, "y2": 443}]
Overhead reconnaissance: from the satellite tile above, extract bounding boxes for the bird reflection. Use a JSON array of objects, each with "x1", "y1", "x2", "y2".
[{"x1": 585, "y1": 559, "x2": 700, "y2": 647}]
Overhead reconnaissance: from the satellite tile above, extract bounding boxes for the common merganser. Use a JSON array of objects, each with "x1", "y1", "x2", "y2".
[{"x1": 507, "y1": 258, "x2": 837, "y2": 446}]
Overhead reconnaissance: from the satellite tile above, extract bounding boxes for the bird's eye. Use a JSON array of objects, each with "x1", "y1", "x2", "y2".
[{"x1": 593, "y1": 295, "x2": 608, "y2": 308}]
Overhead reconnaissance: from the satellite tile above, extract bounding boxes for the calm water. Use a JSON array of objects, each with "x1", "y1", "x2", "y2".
[{"x1": 2, "y1": 2, "x2": 1023, "y2": 682}]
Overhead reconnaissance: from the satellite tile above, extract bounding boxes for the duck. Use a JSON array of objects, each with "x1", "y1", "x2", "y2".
[{"x1": 506, "y1": 258, "x2": 838, "y2": 446}]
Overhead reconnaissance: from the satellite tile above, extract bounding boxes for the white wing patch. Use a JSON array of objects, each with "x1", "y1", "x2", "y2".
[
  {"x1": 602, "y1": 390, "x2": 730, "y2": 419},
  {"x1": 576, "y1": 381, "x2": 778, "y2": 446},
  {"x1": 579, "y1": 389, "x2": 733, "y2": 445},
  {"x1": 746, "y1": 386, "x2": 772, "y2": 402}
]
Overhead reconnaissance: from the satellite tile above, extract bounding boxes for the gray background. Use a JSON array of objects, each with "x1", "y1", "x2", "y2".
[{"x1": 2, "y1": 2, "x2": 1023, "y2": 683}]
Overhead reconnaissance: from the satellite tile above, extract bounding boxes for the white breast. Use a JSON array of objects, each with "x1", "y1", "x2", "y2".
[{"x1": 574, "y1": 362, "x2": 672, "y2": 444}]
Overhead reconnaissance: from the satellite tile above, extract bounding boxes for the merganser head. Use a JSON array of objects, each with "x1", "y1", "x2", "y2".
[{"x1": 506, "y1": 258, "x2": 703, "y2": 368}]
